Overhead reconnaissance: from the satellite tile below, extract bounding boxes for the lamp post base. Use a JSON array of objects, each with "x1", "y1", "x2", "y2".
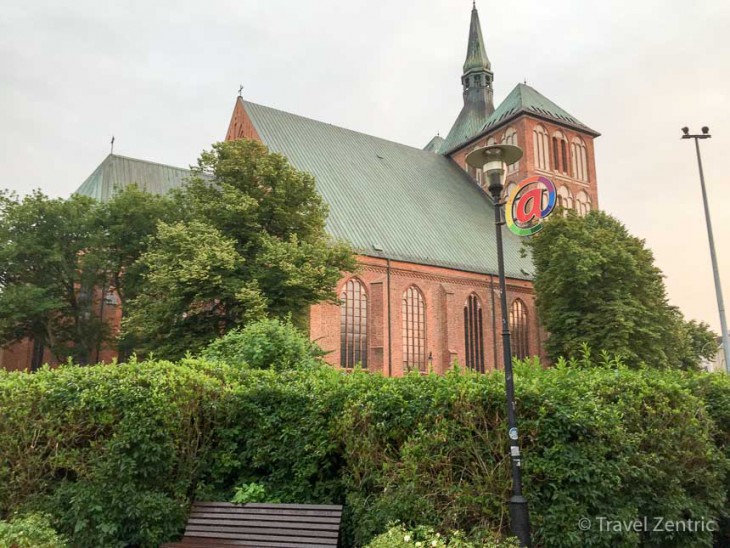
[{"x1": 509, "y1": 495, "x2": 532, "y2": 547}]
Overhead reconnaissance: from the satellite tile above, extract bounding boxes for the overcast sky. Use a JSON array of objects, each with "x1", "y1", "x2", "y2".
[{"x1": 1, "y1": 0, "x2": 729, "y2": 333}]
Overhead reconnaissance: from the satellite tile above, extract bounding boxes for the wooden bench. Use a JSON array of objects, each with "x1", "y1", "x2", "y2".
[{"x1": 162, "y1": 501, "x2": 343, "y2": 547}]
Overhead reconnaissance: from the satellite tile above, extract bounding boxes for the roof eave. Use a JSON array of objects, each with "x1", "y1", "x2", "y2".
[{"x1": 442, "y1": 110, "x2": 600, "y2": 156}]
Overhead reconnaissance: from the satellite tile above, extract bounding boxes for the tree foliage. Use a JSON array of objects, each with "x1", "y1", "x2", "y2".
[
  {"x1": 0, "y1": 191, "x2": 105, "y2": 364},
  {"x1": 0, "y1": 140, "x2": 355, "y2": 362},
  {"x1": 201, "y1": 317, "x2": 325, "y2": 371},
  {"x1": 122, "y1": 220, "x2": 267, "y2": 357},
  {"x1": 526, "y1": 210, "x2": 716, "y2": 369},
  {"x1": 123, "y1": 139, "x2": 355, "y2": 358}
]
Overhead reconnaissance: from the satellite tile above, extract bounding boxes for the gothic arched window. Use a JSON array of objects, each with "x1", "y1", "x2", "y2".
[
  {"x1": 533, "y1": 125, "x2": 550, "y2": 171},
  {"x1": 553, "y1": 131, "x2": 568, "y2": 174},
  {"x1": 571, "y1": 137, "x2": 588, "y2": 182},
  {"x1": 464, "y1": 293, "x2": 485, "y2": 373},
  {"x1": 557, "y1": 185, "x2": 573, "y2": 211},
  {"x1": 503, "y1": 127, "x2": 519, "y2": 173},
  {"x1": 575, "y1": 191, "x2": 592, "y2": 216},
  {"x1": 340, "y1": 279, "x2": 368, "y2": 368},
  {"x1": 402, "y1": 286, "x2": 426, "y2": 372},
  {"x1": 510, "y1": 299, "x2": 529, "y2": 360}
]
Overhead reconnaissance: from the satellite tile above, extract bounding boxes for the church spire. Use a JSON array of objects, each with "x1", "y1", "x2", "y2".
[
  {"x1": 441, "y1": 3, "x2": 495, "y2": 153},
  {"x1": 461, "y1": 2, "x2": 494, "y2": 112},
  {"x1": 463, "y1": 3, "x2": 491, "y2": 75}
]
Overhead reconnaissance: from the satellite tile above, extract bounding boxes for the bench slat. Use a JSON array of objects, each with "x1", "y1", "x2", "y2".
[
  {"x1": 185, "y1": 530, "x2": 338, "y2": 545},
  {"x1": 185, "y1": 524, "x2": 338, "y2": 537},
  {"x1": 188, "y1": 513, "x2": 341, "y2": 523},
  {"x1": 194, "y1": 502, "x2": 342, "y2": 511},
  {"x1": 166, "y1": 541, "x2": 334, "y2": 548},
  {"x1": 190, "y1": 507, "x2": 342, "y2": 518},
  {"x1": 187, "y1": 517, "x2": 341, "y2": 530}
]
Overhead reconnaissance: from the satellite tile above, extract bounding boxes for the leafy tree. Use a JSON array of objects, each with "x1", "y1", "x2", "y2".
[
  {"x1": 675, "y1": 315, "x2": 718, "y2": 370},
  {"x1": 526, "y1": 210, "x2": 716, "y2": 368},
  {"x1": 123, "y1": 139, "x2": 356, "y2": 358},
  {"x1": 0, "y1": 190, "x2": 106, "y2": 364},
  {"x1": 122, "y1": 220, "x2": 267, "y2": 357},
  {"x1": 88, "y1": 185, "x2": 178, "y2": 357},
  {"x1": 90, "y1": 184, "x2": 177, "y2": 308}
]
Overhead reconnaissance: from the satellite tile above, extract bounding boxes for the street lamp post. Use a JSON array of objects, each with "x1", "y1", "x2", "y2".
[
  {"x1": 466, "y1": 144, "x2": 531, "y2": 547},
  {"x1": 681, "y1": 126, "x2": 730, "y2": 373}
]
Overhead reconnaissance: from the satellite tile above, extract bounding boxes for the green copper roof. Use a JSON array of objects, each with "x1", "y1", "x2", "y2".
[
  {"x1": 463, "y1": 5, "x2": 490, "y2": 74},
  {"x1": 423, "y1": 135, "x2": 445, "y2": 153},
  {"x1": 75, "y1": 154, "x2": 192, "y2": 201},
  {"x1": 441, "y1": 97, "x2": 492, "y2": 155},
  {"x1": 442, "y1": 83, "x2": 599, "y2": 154},
  {"x1": 482, "y1": 83, "x2": 598, "y2": 136},
  {"x1": 242, "y1": 99, "x2": 533, "y2": 280}
]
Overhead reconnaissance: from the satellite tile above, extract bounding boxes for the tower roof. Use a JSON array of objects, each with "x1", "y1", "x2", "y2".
[
  {"x1": 482, "y1": 83, "x2": 599, "y2": 136},
  {"x1": 442, "y1": 83, "x2": 600, "y2": 154},
  {"x1": 463, "y1": 3, "x2": 490, "y2": 74}
]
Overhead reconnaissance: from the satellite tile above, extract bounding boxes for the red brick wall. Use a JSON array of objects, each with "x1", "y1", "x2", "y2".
[
  {"x1": 449, "y1": 115, "x2": 599, "y2": 210},
  {"x1": 310, "y1": 255, "x2": 544, "y2": 376},
  {"x1": 0, "y1": 287, "x2": 123, "y2": 371}
]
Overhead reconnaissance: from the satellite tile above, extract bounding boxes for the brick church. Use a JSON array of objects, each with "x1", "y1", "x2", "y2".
[{"x1": 1, "y1": 4, "x2": 599, "y2": 374}]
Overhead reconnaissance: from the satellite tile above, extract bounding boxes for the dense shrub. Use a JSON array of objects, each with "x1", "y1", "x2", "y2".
[
  {"x1": 201, "y1": 317, "x2": 324, "y2": 370},
  {"x1": 364, "y1": 523, "x2": 519, "y2": 547},
  {"x1": 0, "y1": 359, "x2": 225, "y2": 547},
  {"x1": 0, "y1": 359, "x2": 727, "y2": 547},
  {"x1": 0, "y1": 513, "x2": 66, "y2": 548}
]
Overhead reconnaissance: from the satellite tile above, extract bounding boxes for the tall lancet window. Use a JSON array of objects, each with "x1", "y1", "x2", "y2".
[
  {"x1": 575, "y1": 191, "x2": 592, "y2": 216},
  {"x1": 557, "y1": 185, "x2": 574, "y2": 212},
  {"x1": 402, "y1": 286, "x2": 427, "y2": 372},
  {"x1": 340, "y1": 279, "x2": 368, "y2": 368},
  {"x1": 553, "y1": 131, "x2": 568, "y2": 173},
  {"x1": 533, "y1": 125, "x2": 550, "y2": 171},
  {"x1": 571, "y1": 137, "x2": 589, "y2": 182},
  {"x1": 510, "y1": 299, "x2": 529, "y2": 360},
  {"x1": 503, "y1": 127, "x2": 519, "y2": 173},
  {"x1": 464, "y1": 293, "x2": 485, "y2": 373}
]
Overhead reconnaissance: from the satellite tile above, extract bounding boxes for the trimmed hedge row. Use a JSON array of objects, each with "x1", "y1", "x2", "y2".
[{"x1": 0, "y1": 360, "x2": 727, "y2": 547}]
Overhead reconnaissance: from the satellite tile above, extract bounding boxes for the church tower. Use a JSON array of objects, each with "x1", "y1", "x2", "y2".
[
  {"x1": 461, "y1": 3, "x2": 494, "y2": 113},
  {"x1": 432, "y1": 5, "x2": 601, "y2": 214},
  {"x1": 440, "y1": 3, "x2": 494, "y2": 153}
]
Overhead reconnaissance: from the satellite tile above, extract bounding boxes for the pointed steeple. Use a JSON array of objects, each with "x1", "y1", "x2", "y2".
[
  {"x1": 441, "y1": 3, "x2": 495, "y2": 154},
  {"x1": 463, "y1": 3, "x2": 491, "y2": 75}
]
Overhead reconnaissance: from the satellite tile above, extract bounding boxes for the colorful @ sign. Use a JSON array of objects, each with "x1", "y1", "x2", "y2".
[{"x1": 505, "y1": 175, "x2": 556, "y2": 236}]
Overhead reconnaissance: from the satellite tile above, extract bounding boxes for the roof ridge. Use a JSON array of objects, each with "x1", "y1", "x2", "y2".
[
  {"x1": 241, "y1": 98, "x2": 431, "y2": 155},
  {"x1": 109, "y1": 153, "x2": 192, "y2": 173}
]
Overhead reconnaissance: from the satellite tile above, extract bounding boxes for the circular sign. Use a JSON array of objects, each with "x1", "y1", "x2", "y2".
[
  {"x1": 508, "y1": 427, "x2": 519, "y2": 440},
  {"x1": 505, "y1": 175, "x2": 557, "y2": 236}
]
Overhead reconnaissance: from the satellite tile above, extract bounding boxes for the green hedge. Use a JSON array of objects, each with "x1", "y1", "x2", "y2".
[{"x1": 0, "y1": 360, "x2": 727, "y2": 547}]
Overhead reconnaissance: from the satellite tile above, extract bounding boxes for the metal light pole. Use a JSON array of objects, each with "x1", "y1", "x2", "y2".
[
  {"x1": 466, "y1": 144, "x2": 531, "y2": 546},
  {"x1": 681, "y1": 126, "x2": 730, "y2": 373}
]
